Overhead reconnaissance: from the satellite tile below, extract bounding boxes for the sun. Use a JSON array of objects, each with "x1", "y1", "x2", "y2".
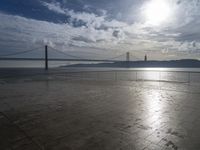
[{"x1": 143, "y1": 0, "x2": 171, "y2": 26}]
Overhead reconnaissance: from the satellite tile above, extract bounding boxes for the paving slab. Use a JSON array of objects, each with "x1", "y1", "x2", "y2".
[{"x1": 0, "y1": 77, "x2": 200, "y2": 150}]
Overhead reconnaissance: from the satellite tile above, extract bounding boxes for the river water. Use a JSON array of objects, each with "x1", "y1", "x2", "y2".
[{"x1": 0, "y1": 60, "x2": 200, "y2": 84}]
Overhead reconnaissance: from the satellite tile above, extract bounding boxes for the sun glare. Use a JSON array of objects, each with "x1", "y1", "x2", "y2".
[{"x1": 143, "y1": 0, "x2": 171, "y2": 26}]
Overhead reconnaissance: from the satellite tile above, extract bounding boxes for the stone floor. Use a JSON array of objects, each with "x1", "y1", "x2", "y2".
[{"x1": 0, "y1": 77, "x2": 200, "y2": 150}]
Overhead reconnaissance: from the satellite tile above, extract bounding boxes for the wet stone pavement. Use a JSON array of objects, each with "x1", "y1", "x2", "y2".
[{"x1": 0, "y1": 77, "x2": 200, "y2": 150}]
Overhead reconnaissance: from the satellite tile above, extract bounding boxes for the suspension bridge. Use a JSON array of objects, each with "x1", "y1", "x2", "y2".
[{"x1": 0, "y1": 45, "x2": 142, "y2": 69}]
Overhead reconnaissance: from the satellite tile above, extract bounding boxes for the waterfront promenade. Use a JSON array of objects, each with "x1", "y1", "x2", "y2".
[{"x1": 0, "y1": 70, "x2": 200, "y2": 150}]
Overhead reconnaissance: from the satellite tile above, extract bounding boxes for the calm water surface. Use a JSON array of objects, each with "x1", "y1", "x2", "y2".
[{"x1": 1, "y1": 60, "x2": 200, "y2": 72}]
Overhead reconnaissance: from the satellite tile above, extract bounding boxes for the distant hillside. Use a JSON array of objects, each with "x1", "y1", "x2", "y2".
[{"x1": 64, "y1": 59, "x2": 200, "y2": 68}]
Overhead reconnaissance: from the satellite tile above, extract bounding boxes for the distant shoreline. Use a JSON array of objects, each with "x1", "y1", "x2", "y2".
[{"x1": 64, "y1": 59, "x2": 200, "y2": 68}]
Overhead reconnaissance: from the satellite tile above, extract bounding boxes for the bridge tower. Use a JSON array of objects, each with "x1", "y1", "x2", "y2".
[
  {"x1": 144, "y1": 54, "x2": 147, "y2": 61},
  {"x1": 126, "y1": 52, "x2": 130, "y2": 62},
  {"x1": 45, "y1": 45, "x2": 48, "y2": 70}
]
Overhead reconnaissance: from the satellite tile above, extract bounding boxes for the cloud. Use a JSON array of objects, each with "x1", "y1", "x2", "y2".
[
  {"x1": 0, "y1": 12, "x2": 125, "y2": 58},
  {"x1": 41, "y1": 1, "x2": 127, "y2": 29},
  {"x1": 42, "y1": 1, "x2": 66, "y2": 14},
  {"x1": 1, "y1": 0, "x2": 200, "y2": 60}
]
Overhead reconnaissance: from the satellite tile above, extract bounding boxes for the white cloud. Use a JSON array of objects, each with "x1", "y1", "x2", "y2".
[
  {"x1": 1, "y1": 0, "x2": 200, "y2": 60},
  {"x1": 0, "y1": 13, "x2": 124, "y2": 57},
  {"x1": 42, "y1": 1, "x2": 66, "y2": 14},
  {"x1": 42, "y1": 1, "x2": 127, "y2": 29}
]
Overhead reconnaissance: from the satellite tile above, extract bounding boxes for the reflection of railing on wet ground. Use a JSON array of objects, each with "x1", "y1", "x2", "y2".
[
  {"x1": 55, "y1": 70, "x2": 200, "y2": 94},
  {"x1": 1, "y1": 69, "x2": 200, "y2": 94},
  {"x1": 1, "y1": 69, "x2": 200, "y2": 84},
  {"x1": 58, "y1": 70, "x2": 200, "y2": 84}
]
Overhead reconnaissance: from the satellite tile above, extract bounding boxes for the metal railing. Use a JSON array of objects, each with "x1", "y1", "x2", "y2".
[
  {"x1": 51, "y1": 69, "x2": 200, "y2": 84},
  {"x1": 1, "y1": 68, "x2": 200, "y2": 84}
]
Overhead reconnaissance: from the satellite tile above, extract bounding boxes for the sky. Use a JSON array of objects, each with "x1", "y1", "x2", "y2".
[{"x1": 0, "y1": 0, "x2": 200, "y2": 60}]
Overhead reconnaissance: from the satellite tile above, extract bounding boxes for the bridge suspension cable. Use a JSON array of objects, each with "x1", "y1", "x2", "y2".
[
  {"x1": 0, "y1": 46, "x2": 43, "y2": 57},
  {"x1": 103, "y1": 53, "x2": 126, "y2": 61},
  {"x1": 129, "y1": 53, "x2": 141, "y2": 61},
  {"x1": 48, "y1": 46, "x2": 128, "y2": 61},
  {"x1": 0, "y1": 44, "x2": 139, "y2": 62},
  {"x1": 48, "y1": 46, "x2": 85, "y2": 59},
  {"x1": 47, "y1": 45, "x2": 130, "y2": 61}
]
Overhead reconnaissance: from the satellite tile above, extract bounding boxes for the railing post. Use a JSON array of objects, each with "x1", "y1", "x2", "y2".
[
  {"x1": 136, "y1": 71, "x2": 137, "y2": 81},
  {"x1": 188, "y1": 72, "x2": 190, "y2": 84},
  {"x1": 114, "y1": 71, "x2": 117, "y2": 81},
  {"x1": 159, "y1": 72, "x2": 161, "y2": 82},
  {"x1": 45, "y1": 45, "x2": 48, "y2": 70}
]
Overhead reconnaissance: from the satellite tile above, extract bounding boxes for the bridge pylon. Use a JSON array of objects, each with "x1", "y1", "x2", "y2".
[
  {"x1": 45, "y1": 45, "x2": 48, "y2": 70},
  {"x1": 126, "y1": 52, "x2": 130, "y2": 62}
]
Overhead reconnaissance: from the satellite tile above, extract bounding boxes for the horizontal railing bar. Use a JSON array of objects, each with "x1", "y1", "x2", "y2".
[{"x1": 49, "y1": 69, "x2": 200, "y2": 74}]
